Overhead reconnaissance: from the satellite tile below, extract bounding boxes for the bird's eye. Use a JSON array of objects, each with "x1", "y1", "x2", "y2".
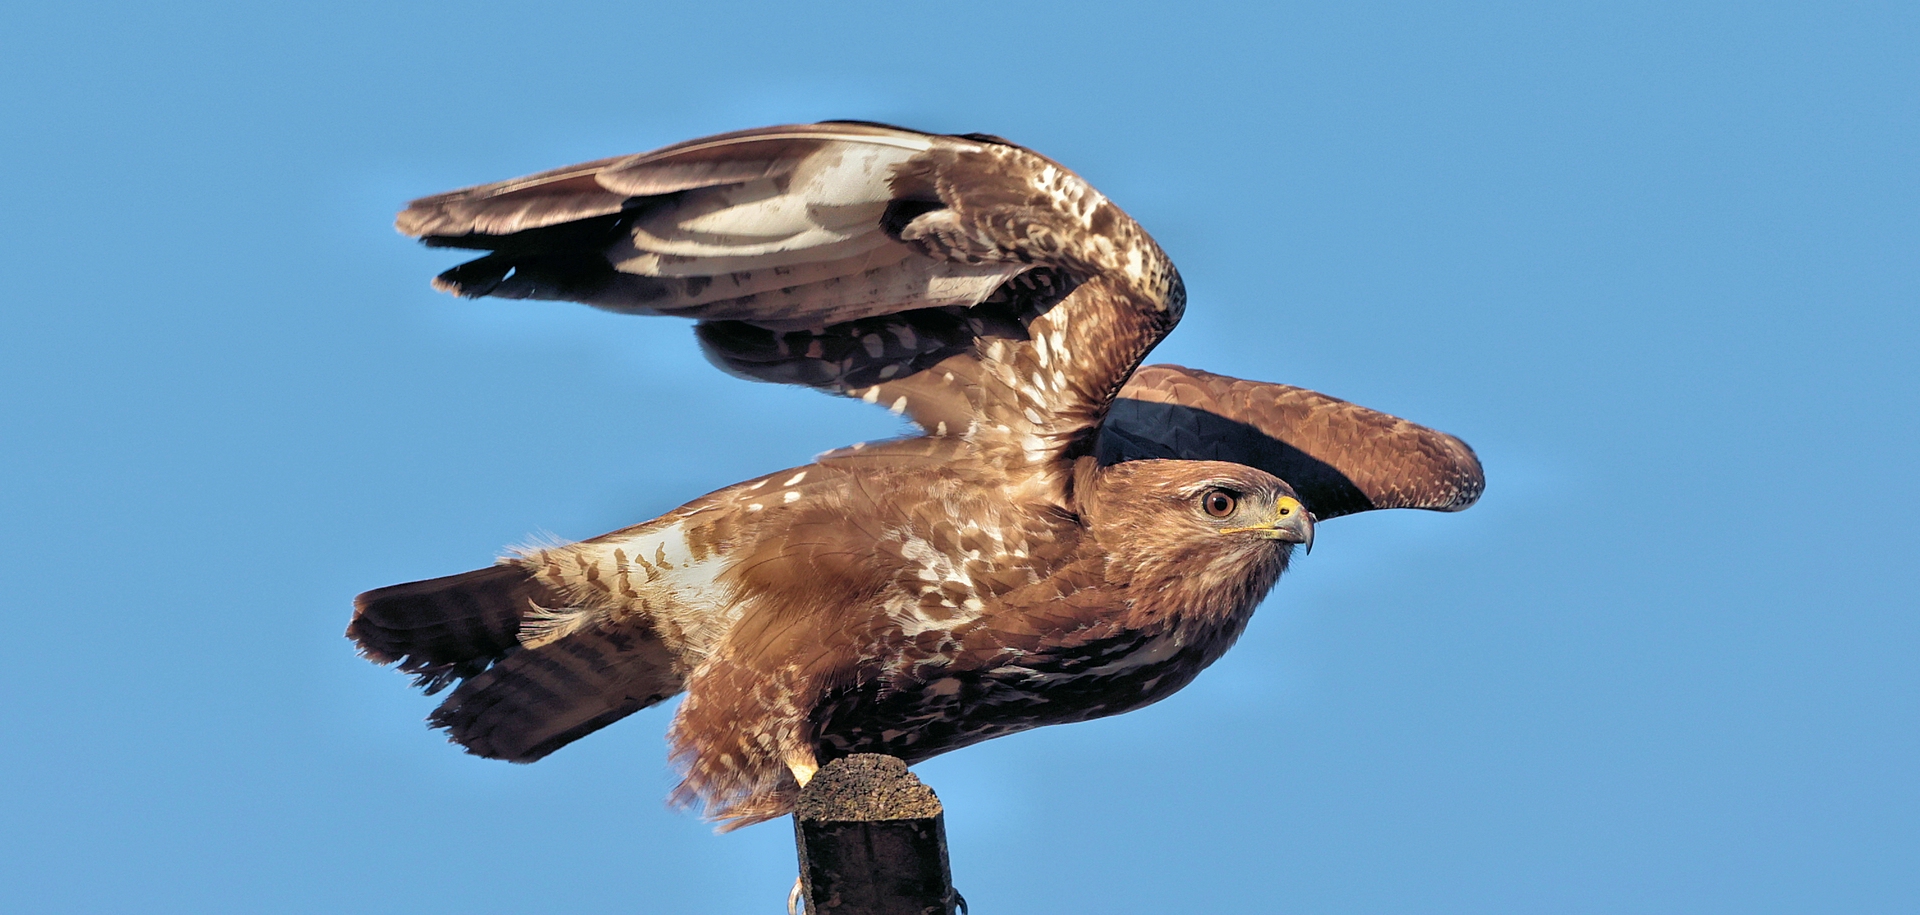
[{"x1": 1202, "y1": 489, "x2": 1238, "y2": 518}]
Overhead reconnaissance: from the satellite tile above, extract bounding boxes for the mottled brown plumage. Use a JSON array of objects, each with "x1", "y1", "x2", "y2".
[{"x1": 349, "y1": 121, "x2": 1483, "y2": 829}]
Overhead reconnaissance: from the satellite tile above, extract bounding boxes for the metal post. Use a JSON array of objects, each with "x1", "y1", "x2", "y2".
[{"x1": 792, "y1": 754, "x2": 961, "y2": 915}]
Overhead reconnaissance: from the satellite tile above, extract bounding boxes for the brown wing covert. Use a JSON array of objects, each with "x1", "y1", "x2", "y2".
[{"x1": 1103, "y1": 364, "x2": 1485, "y2": 520}]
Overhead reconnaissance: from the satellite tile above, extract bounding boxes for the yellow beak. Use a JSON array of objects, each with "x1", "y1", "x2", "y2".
[{"x1": 1219, "y1": 496, "x2": 1315, "y2": 554}]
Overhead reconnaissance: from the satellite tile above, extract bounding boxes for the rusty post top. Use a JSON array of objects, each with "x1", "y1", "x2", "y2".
[{"x1": 796, "y1": 755, "x2": 944, "y2": 822}]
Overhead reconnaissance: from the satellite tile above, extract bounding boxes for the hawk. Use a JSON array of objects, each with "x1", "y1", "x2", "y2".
[{"x1": 349, "y1": 122, "x2": 1484, "y2": 829}]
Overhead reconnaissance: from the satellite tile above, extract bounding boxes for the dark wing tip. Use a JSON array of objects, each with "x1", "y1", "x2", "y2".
[{"x1": 427, "y1": 254, "x2": 510, "y2": 298}]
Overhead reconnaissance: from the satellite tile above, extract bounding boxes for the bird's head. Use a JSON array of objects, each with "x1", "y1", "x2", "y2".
[{"x1": 1079, "y1": 459, "x2": 1314, "y2": 617}]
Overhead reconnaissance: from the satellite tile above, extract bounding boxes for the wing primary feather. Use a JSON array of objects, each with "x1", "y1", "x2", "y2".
[{"x1": 398, "y1": 122, "x2": 1185, "y2": 467}]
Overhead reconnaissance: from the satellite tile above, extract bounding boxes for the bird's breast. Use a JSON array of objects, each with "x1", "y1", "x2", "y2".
[{"x1": 811, "y1": 621, "x2": 1227, "y2": 766}]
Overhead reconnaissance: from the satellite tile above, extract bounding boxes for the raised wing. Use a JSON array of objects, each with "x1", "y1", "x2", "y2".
[
  {"x1": 401, "y1": 122, "x2": 1186, "y2": 472},
  {"x1": 1100, "y1": 365, "x2": 1485, "y2": 520}
]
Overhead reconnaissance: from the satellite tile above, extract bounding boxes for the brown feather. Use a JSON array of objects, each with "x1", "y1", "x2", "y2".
[
  {"x1": 357, "y1": 122, "x2": 1484, "y2": 831},
  {"x1": 398, "y1": 123, "x2": 1186, "y2": 479},
  {"x1": 1105, "y1": 364, "x2": 1485, "y2": 519},
  {"x1": 348, "y1": 564, "x2": 546, "y2": 692},
  {"x1": 426, "y1": 620, "x2": 682, "y2": 763}
]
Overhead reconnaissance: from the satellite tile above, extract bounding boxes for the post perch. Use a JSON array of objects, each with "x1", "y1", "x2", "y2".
[{"x1": 792, "y1": 754, "x2": 962, "y2": 915}]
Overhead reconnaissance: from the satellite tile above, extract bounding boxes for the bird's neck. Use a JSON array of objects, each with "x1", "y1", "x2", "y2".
[{"x1": 1123, "y1": 544, "x2": 1289, "y2": 633}]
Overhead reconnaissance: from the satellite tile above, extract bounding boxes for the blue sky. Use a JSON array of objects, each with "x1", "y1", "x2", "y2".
[{"x1": 3, "y1": 1, "x2": 1915, "y2": 912}]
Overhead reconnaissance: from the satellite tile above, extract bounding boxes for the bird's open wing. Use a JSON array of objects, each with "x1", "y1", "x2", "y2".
[
  {"x1": 1100, "y1": 364, "x2": 1485, "y2": 520},
  {"x1": 402, "y1": 121, "x2": 1185, "y2": 466}
]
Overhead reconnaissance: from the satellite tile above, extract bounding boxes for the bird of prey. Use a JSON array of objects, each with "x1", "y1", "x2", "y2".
[{"x1": 349, "y1": 121, "x2": 1484, "y2": 829}]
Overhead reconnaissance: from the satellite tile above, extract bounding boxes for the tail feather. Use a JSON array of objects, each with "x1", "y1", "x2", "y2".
[
  {"x1": 429, "y1": 623, "x2": 683, "y2": 762},
  {"x1": 348, "y1": 564, "x2": 546, "y2": 692},
  {"x1": 351, "y1": 560, "x2": 686, "y2": 762}
]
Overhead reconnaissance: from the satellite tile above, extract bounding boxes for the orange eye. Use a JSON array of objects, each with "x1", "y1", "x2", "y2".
[{"x1": 1203, "y1": 489, "x2": 1238, "y2": 518}]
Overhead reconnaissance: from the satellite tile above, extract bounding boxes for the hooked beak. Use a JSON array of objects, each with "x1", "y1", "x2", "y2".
[{"x1": 1220, "y1": 496, "x2": 1316, "y2": 554}]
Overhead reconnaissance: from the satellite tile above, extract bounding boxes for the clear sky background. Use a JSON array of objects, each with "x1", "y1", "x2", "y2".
[{"x1": 3, "y1": 2, "x2": 1915, "y2": 912}]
